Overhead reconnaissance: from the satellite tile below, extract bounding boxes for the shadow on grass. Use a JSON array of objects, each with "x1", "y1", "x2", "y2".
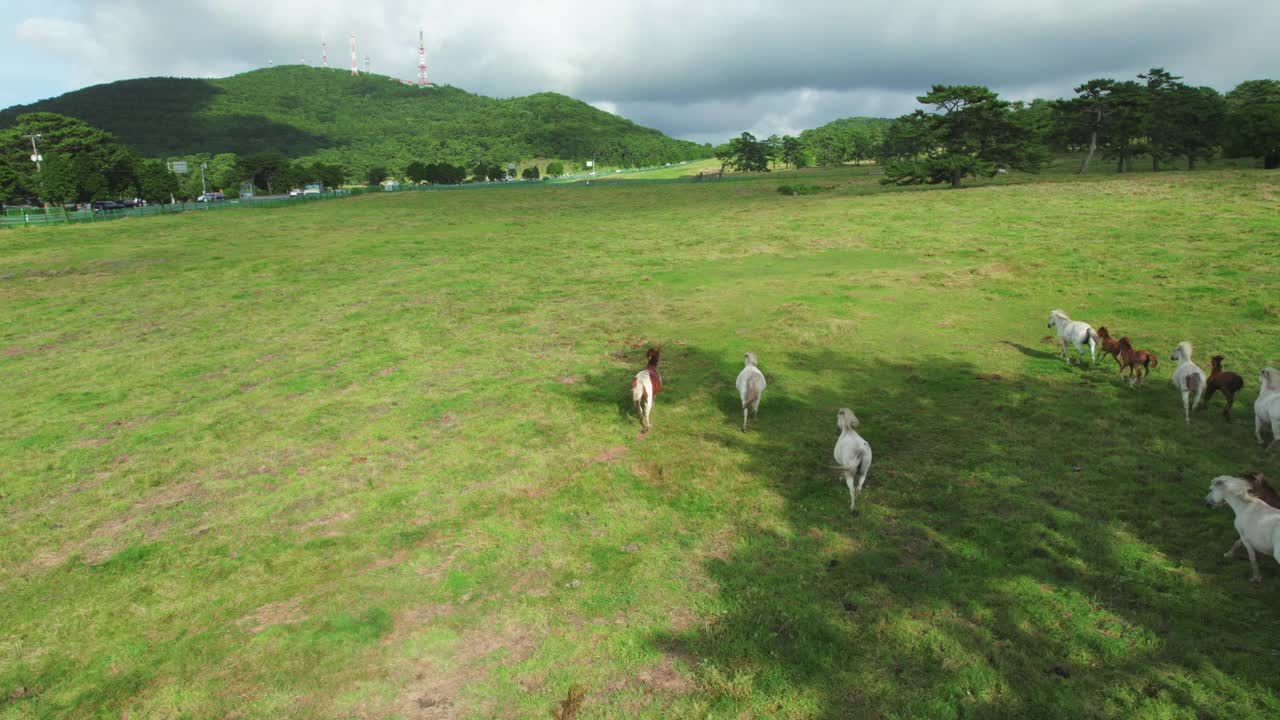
[{"x1": 619, "y1": 349, "x2": 1280, "y2": 718}]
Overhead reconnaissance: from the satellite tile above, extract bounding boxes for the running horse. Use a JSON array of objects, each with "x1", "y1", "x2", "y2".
[{"x1": 631, "y1": 348, "x2": 662, "y2": 433}]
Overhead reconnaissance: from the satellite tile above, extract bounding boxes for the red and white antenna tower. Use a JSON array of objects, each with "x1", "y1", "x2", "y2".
[
  {"x1": 321, "y1": 40, "x2": 328, "y2": 68},
  {"x1": 365, "y1": 54, "x2": 370, "y2": 74},
  {"x1": 350, "y1": 33, "x2": 359, "y2": 76},
  {"x1": 417, "y1": 29, "x2": 429, "y2": 86}
]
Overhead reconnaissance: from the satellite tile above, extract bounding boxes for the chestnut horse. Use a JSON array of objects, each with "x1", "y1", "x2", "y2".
[
  {"x1": 1204, "y1": 355, "x2": 1245, "y2": 420},
  {"x1": 1116, "y1": 337, "x2": 1159, "y2": 385},
  {"x1": 1095, "y1": 326, "x2": 1125, "y2": 370},
  {"x1": 631, "y1": 348, "x2": 662, "y2": 433}
]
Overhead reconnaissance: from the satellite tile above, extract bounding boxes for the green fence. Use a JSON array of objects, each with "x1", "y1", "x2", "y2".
[{"x1": 0, "y1": 189, "x2": 355, "y2": 229}]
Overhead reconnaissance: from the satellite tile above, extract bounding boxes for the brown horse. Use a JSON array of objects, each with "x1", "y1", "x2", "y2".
[
  {"x1": 1204, "y1": 355, "x2": 1245, "y2": 420},
  {"x1": 1116, "y1": 337, "x2": 1159, "y2": 384},
  {"x1": 1095, "y1": 326, "x2": 1125, "y2": 370}
]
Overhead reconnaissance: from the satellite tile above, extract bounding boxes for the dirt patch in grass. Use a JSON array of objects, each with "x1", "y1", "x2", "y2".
[
  {"x1": 133, "y1": 480, "x2": 204, "y2": 512},
  {"x1": 238, "y1": 598, "x2": 306, "y2": 634},
  {"x1": 555, "y1": 375, "x2": 581, "y2": 384},
  {"x1": 301, "y1": 509, "x2": 355, "y2": 533},
  {"x1": 592, "y1": 446, "x2": 627, "y2": 464},
  {"x1": 384, "y1": 603, "x2": 455, "y2": 645},
  {"x1": 378, "y1": 617, "x2": 543, "y2": 720}
]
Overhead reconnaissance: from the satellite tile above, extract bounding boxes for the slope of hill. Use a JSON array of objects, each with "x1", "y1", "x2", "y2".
[
  {"x1": 0, "y1": 66, "x2": 710, "y2": 169},
  {"x1": 799, "y1": 116, "x2": 894, "y2": 164}
]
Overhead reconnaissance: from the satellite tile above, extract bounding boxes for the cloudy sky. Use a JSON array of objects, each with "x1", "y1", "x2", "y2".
[{"x1": 3, "y1": 0, "x2": 1277, "y2": 144}]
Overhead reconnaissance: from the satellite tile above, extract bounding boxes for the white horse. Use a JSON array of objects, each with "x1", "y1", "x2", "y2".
[
  {"x1": 735, "y1": 352, "x2": 767, "y2": 432},
  {"x1": 833, "y1": 408, "x2": 873, "y2": 514},
  {"x1": 1255, "y1": 367, "x2": 1280, "y2": 451},
  {"x1": 1047, "y1": 310, "x2": 1099, "y2": 365},
  {"x1": 1205, "y1": 475, "x2": 1280, "y2": 583},
  {"x1": 1169, "y1": 341, "x2": 1206, "y2": 424},
  {"x1": 631, "y1": 348, "x2": 661, "y2": 433}
]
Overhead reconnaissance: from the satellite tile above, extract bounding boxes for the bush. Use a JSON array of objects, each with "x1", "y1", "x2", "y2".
[{"x1": 776, "y1": 184, "x2": 832, "y2": 196}]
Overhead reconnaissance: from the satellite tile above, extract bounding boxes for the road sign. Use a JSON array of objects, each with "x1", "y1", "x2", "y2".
[{"x1": 169, "y1": 161, "x2": 189, "y2": 174}]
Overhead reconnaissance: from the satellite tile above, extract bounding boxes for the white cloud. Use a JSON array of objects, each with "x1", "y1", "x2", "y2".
[{"x1": 5, "y1": 0, "x2": 1279, "y2": 142}]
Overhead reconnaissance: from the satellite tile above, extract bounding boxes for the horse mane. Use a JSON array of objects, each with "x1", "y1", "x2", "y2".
[
  {"x1": 1210, "y1": 355, "x2": 1224, "y2": 370},
  {"x1": 1175, "y1": 341, "x2": 1193, "y2": 360},
  {"x1": 744, "y1": 352, "x2": 758, "y2": 367},
  {"x1": 1117, "y1": 337, "x2": 1133, "y2": 350},
  {"x1": 1050, "y1": 309, "x2": 1068, "y2": 321},
  {"x1": 646, "y1": 348, "x2": 660, "y2": 367},
  {"x1": 838, "y1": 408, "x2": 860, "y2": 431},
  {"x1": 1097, "y1": 326, "x2": 1111, "y2": 338}
]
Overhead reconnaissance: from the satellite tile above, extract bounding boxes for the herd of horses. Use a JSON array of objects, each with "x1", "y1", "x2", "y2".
[{"x1": 626, "y1": 309, "x2": 1280, "y2": 580}]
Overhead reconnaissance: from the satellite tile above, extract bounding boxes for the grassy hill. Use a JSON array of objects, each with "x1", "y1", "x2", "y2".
[
  {"x1": 2, "y1": 167, "x2": 1279, "y2": 718},
  {"x1": 0, "y1": 66, "x2": 710, "y2": 169}
]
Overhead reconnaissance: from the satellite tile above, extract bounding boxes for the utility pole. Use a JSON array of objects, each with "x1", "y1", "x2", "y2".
[
  {"x1": 23, "y1": 133, "x2": 43, "y2": 172},
  {"x1": 200, "y1": 163, "x2": 208, "y2": 197}
]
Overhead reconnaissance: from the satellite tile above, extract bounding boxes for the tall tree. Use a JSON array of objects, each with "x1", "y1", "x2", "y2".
[
  {"x1": 1139, "y1": 68, "x2": 1184, "y2": 171},
  {"x1": 137, "y1": 160, "x2": 179, "y2": 203},
  {"x1": 1055, "y1": 79, "x2": 1117, "y2": 174},
  {"x1": 1099, "y1": 81, "x2": 1147, "y2": 173},
  {"x1": 1148, "y1": 85, "x2": 1225, "y2": 170},
  {"x1": 1224, "y1": 80, "x2": 1280, "y2": 169},
  {"x1": 364, "y1": 166, "x2": 389, "y2": 186},
  {"x1": 725, "y1": 132, "x2": 771, "y2": 173},
  {"x1": 883, "y1": 85, "x2": 1048, "y2": 188},
  {"x1": 780, "y1": 135, "x2": 807, "y2": 169},
  {"x1": 240, "y1": 151, "x2": 291, "y2": 193},
  {"x1": 405, "y1": 161, "x2": 430, "y2": 184}
]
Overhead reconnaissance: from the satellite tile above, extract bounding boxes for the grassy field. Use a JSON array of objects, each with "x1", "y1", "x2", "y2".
[{"x1": 2, "y1": 166, "x2": 1279, "y2": 719}]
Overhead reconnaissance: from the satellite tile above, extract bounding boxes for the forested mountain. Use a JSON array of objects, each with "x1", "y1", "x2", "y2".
[{"x1": 0, "y1": 66, "x2": 709, "y2": 169}]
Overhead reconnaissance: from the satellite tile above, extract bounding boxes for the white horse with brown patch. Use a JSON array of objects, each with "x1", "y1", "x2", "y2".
[
  {"x1": 735, "y1": 352, "x2": 766, "y2": 432},
  {"x1": 631, "y1": 348, "x2": 662, "y2": 433},
  {"x1": 1047, "y1": 309, "x2": 1099, "y2": 365},
  {"x1": 1170, "y1": 341, "x2": 1206, "y2": 423},
  {"x1": 834, "y1": 408, "x2": 873, "y2": 514}
]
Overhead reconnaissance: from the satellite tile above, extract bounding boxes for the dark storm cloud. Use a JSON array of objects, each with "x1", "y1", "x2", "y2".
[{"x1": 6, "y1": 1, "x2": 1278, "y2": 143}]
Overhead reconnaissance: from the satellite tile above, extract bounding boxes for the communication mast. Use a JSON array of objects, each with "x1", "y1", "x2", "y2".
[
  {"x1": 417, "y1": 29, "x2": 429, "y2": 86},
  {"x1": 365, "y1": 54, "x2": 370, "y2": 74},
  {"x1": 321, "y1": 40, "x2": 328, "y2": 68},
  {"x1": 350, "y1": 33, "x2": 359, "y2": 76}
]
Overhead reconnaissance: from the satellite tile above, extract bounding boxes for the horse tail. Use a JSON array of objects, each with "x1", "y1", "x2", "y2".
[
  {"x1": 1186, "y1": 373, "x2": 1201, "y2": 394},
  {"x1": 631, "y1": 375, "x2": 648, "y2": 406},
  {"x1": 1148, "y1": 354, "x2": 1158, "y2": 369},
  {"x1": 743, "y1": 376, "x2": 763, "y2": 409},
  {"x1": 1086, "y1": 327, "x2": 1099, "y2": 346}
]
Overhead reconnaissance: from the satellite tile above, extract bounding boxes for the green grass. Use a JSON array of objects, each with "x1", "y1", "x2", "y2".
[{"x1": 2, "y1": 166, "x2": 1279, "y2": 719}]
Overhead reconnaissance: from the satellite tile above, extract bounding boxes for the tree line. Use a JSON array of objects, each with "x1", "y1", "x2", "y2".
[
  {"x1": 715, "y1": 71, "x2": 1279, "y2": 186},
  {"x1": 0, "y1": 112, "x2": 588, "y2": 206}
]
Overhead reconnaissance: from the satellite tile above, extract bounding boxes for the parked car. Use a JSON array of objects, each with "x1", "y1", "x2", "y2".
[
  {"x1": 196, "y1": 191, "x2": 225, "y2": 202},
  {"x1": 288, "y1": 188, "x2": 302, "y2": 197},
  {"x1": 91, "y1": 200, "x2": 126, "y2": 212}
]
